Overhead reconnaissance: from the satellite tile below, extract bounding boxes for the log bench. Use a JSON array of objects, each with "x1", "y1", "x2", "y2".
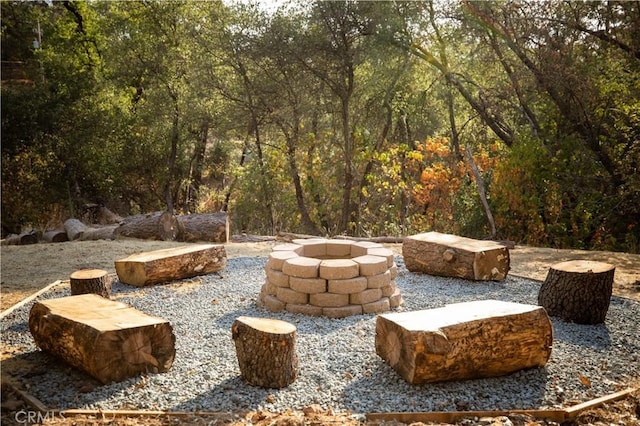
[
  {"x1": 375, "y1": 300, "x2": 552, "y2": 384},
  {"x1": 114, "y1": 244, "x2": 227, "y2": 286},
  {"x1": 402, "y1": 232, "x2": 510, "y2": 280},
  {"x1": 29, "y1": 294, "x2": 175, "y2": 384}
]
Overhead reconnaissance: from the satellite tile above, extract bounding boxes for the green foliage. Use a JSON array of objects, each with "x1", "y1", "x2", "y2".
[{"x1": 1, "y1": 0, "x2": 637, "y2": 252}]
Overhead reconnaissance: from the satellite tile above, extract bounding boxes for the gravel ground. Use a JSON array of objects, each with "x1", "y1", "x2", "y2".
[{"x1": 2, "y1": 255, "x2": 639, "y2": 415}]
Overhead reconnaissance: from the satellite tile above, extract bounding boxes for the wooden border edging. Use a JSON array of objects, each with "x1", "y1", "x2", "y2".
[
  {"x1": 0, "y1": 280, "x2": 64, "y2": 320},
  {"x1": 5, "y1": 380, "x2": 637, "y2": 424},
  {"x1": 366, "y1": 387, "x2": 637, "y2": 424}
]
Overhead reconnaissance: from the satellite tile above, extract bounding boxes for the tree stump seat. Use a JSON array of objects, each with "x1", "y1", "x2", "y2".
[
  {"x1": 402, "y1": 232, "x2": 510, "y2": 281},
  {"x1": 538, "y1": 260, "x2": 615, "y2": 324},
  {"x1": 70, "y1": 269, "x2": 112, "y2": 298},
  {"x1": 375, "y1": 300, "x2": 553, "y2": 384},
  {"x1": 231, "y1": 316, "x2": 298, "y2": 388},
  {"x1": 29, "y1": 294, "x2": 176, "y2": 384},
  {"x1": 114, "y1": 244, "x2": 227, "y2": 287}
]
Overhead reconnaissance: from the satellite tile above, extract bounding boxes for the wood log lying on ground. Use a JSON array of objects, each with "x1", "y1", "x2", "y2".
[
  {"x1": 43, "y1": 229, "x2": 69, "y2": 243},
  {"x1": 375, "y1": 300, "x2": 552, "y2": 384},
  {"x1": 115, "y1": 211, "x2": 228, "y2": 242},
  {"x1": 402, "y1": 232, "x2": 510, "y2": 280},
  {"x1": 70, "y1": 269, "x2": 112, "y2": 298},
  {"x1": 177, "y1": 212, "x2": 228, "y2": 243},
  {"x1": 64, "y1": 218, "x2": 88, "y2": 241},
  {"x1": 29, "y1": 294, "x2": 175, "y2": 384},
  {"x1": 78, "y1": 224, "x2": 118, "y2": 241},
  {"x1": 1, "y1": 231, "x2": 39, "y2": 246},
  {"x1": 538, "y1": 260, "x2": 615, "y2": 324},
  {"x1": 232, "y1": 316, "x2": 298, "y2": 388},
  {"x1": 115, "y1": 244, "x2": 227, "y2": 286}
]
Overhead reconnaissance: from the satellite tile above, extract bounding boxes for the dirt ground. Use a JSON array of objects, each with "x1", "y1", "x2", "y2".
[{"x1": 1, "y1": 238, "x2": 639, "y2": 425}]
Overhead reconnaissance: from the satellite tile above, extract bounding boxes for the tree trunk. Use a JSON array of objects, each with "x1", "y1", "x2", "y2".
[
  {"x1": 43, "y1": 229, "x2": 69, "y2": 243},
  {"x1": 29, "y1": 294, "x2": 175, "y2": 384},
  {"x1": 115, "y1": 212, "x2": 227, "y2": 242},
  {"x1": 375, "y1": 300, "x2": 552, "y2": 384},
  {"x1": 1, "y1": 231, "x2": 38, "y2": 246},
  {"x1": 114, "y1": 244, "x2": 227, "y2": 287},
  {"x1": 177, "y1": 212, "x2": 228, "y2": 243},
  {"x1": 79, "y1": 224, "x2": 117, "y2": 241},
  {"x1": 231, "y1": 316, "x2": 298, "y2": 388},
  {"x1": 538, "y1": 260, "x2": 615, "y2": 324},
  {"x1": 64, "y1": 218, "x2": 88, "y2": 241},
  {"x1": 464, "y1": 145, "x2": 497, "y2": 238},
  {"x1": 70, "y1": 269, "x2": 112, "y2": 298},
  {"x1": 402, "y1": 232, "x2": 510, "y2": 280}
]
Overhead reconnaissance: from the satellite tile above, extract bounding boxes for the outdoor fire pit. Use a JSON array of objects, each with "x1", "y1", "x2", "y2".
[{"x1": 259, "y1": 238, "x2": 403, "y2": 318}]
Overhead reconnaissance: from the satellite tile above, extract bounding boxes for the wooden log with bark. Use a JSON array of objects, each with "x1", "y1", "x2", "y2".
[
  {"x1": 402, "y1": 232, "x2": 510, "y2": 280},
  {"x1": 64, "y1": 218, "x2": 88, "y2": 241},
  {"x1": 115, "y1": 211, "x2": 228, "y2": 243},
  {"x1": 114, "y1": 244, "x2": 227, "y2": 287},
  {"x1": 375, "y1": 300, "x2": 552, "y2": 384},
  {"x1": 78, "y1": 224, "x2": 117, "y2": 241},
  {"x1": 538, "y1": 260, "x2": 615, "y2": 324},
  {"x1": 231, "y1": 316, "x2": 298, "y2": 388},
  {"x1": 70, "y1": 269, "x2": 112, "y2": 298},
  {"x1": 1, "y1": 231, "x2": 38, "y2": 246},
  {"x1": 29, "y1": 294, "x2": 175, "y2": 384},
  {"x1": 43, "y1": 229, "x2": 69, "y2": 243},
  {"x1": 177, "y1": 212, "x2": 229, "y2": 243}
]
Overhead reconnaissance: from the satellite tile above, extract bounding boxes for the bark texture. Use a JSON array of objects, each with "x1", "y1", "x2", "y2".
[
  {"x1": 177, "y1": 212, "x2": 228, "y2": 243},
  {"x1": 231, "y1": 316, "x2": 298, "y2": 388},
  {"x1": 114, "y1": 244, "x2": 227, "y2": 287},
  {"x1": 64, "y1": 218, "x2": 88, "y2": 241},
  {"x1": 1, "y1": 231, "x2": 38, "y2": 246},
  {"x1": 115, "y1": 211, "x2": 228, "y2": 243},
  {"x1": 402, "y1": 232, "x2": 510, "y2": 280},
  {"x1": 29, "y1": 294, "x2": 175, "y2": 384},
  {"x1": 375, "y1": 300, "x2": 552, "y2": 384},
  {"x1": 538, "y1": 260, "x2": 615, "y2": 324},
  {"x1": 70, "y1": 269, "x2": 112, "y2": 298},
  {"x1": 43, "y1": 229, "x2": 69, "y2": 243}
]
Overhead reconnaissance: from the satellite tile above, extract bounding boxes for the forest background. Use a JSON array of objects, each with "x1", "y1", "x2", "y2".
[{"x1": 1, "y1": 0, "x2": 639, "y2": 253}]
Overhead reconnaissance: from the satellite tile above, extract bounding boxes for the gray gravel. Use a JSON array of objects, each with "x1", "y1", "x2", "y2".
[{"x1": 2, "y1": 255, "x2": 639, "y2": 414}]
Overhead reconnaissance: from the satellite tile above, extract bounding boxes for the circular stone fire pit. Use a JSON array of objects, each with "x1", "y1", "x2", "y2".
[{"x1": 259, "y1": 238, "x2": 403, "y2": 318}]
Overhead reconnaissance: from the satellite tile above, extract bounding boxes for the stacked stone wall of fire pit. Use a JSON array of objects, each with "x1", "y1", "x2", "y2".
[{"x1": 259, "y1": 239, "x2": 403, "y2": 318}]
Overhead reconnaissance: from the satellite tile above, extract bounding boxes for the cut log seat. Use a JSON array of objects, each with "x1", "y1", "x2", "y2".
[
  {"x1": 232, "y1": 316, "x2": 298, "y2": 388},
  {"x1": 402, "y1": 232, "x2": 510, "y2": 280},
  {"x1": 538, "y1": 260, "x2": 615, "y2": 324},
  {"x1": 375, "y1": 300, "x2": 552, "y2": 384},
  {"x1": 114, "y1": 244, "x2": 227, "y2": 287},
  {"x1": 29, "y1": 294, "x2": 175, "y2": 384}
]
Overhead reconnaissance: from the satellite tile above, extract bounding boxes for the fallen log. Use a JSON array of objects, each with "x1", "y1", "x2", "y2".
[
  {"x1": 114, "y1": 244, "x2": 227, "y2": 287},
  {"x1": 64, "y1": 218, "x2": 88, "y2": 241},
  {"x1": 78, "y1": 224, "x2": 117, "y2": 241},
  {"x1": 29, "y1": 294, "x2": 176, "y2": 384},
  {"x1": 114, "y1": 212, "x2": 167, "y2": 240},
  {"x1": 1, "y1": 231, "x2": 38, "y2": 246},
  {"x1": 43, "y1": 229, "x2": 68, "y2": 243},
  {"x1": 177, "y1": 212, "x2": 228, "y2": 243},
  {"x1": 232, "y1": 316, "x2": 298, "y2": 388},
  {"x1": 375, "y1": 300, "x2": 552, "y2": 384},
  {"x1": 402, "y1": 232, "x2": 510, "y2": 280},
  {"x1": 115, "y1": 212, "x2": 228, "y2": 243}
]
